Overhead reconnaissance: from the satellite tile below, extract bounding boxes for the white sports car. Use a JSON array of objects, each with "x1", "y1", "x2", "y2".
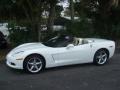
[{"x1": 6, "y1": 35, "x2": 115, "y2": 73}]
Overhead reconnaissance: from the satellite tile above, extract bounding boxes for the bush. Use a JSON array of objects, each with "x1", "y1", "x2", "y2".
[
  {"x1": 66, "y1": 18, "x2": 98, "y2": 38},
  {"x1": 8, "y1": 21, "x2": 35, "y2": 46}
]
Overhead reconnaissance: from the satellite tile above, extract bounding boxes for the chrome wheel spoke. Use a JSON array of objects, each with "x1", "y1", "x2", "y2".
[
  {"x1": 96, "y1": 51, "x2": 107, "y2": 64},
  {"x1": 102, "y1": 54, "x2": 107, "y2": 58},
  {"x1": 36, "y1": 62, "x2": 42, "y2": 65},
  {"x1": 33, "y1": 58, "x2": 36, "y2": 63},
  {"x1": 98, "y1": 58, "x2": 102, "y2": 63},
  {"x1": 27, "y1": 57, "x2": 43, "y2": 73},
  {"x1": 28, "y1": 62, "x2": 34, "y2": 65},
  {"x1": 34, "y1": 65, "x2": 39, "y2": 70},
  {"x1": 30, "y1": 66, "x2": 34, "y2": 71},
  {"x1": 97, "y1": 56, "x2": 101, "y2": 59}
]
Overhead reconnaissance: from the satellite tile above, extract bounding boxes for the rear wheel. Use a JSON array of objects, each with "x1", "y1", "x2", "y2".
[
  {"x1": 94, "y1": 49, "x2": 108, "y2": 65},
  {"x1": 23, "y1": 55, "x2": 45, "y2": 74}
]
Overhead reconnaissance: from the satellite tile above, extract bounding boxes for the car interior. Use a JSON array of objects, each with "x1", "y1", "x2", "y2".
[{"x1": 73, "y1": 37, "x2": 88, "y2": 46}]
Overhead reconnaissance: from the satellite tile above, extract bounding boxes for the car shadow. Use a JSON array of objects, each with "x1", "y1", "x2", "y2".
[
  {"x1": 5, "y1": 62, "x2": 94, "y2": 75},
  {"x1": 6, "y1": 66, "x2": 26, "y2": 74},
  {"x1": 44, "y1": 63, "x2": 94, "y2": 73},
  {"x1": 4, "y1": 59, "x2": 114, "y2": 75}
]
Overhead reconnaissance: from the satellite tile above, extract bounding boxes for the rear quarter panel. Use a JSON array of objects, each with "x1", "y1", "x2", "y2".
[{"x1": 92, "y1": 40, "x2": 115, "y2": 59}]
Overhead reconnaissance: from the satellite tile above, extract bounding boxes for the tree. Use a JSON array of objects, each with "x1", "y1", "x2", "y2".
[
  {"x1": 0, "y1": 0, "x2": 13, "y2": 21},
  {"x1": 47, "y1": 0, "x2": 57, "y2": 32},
  {"x1": 69, "y1": 0, "x2": 74, "y2": 22},
  {"x1": 0, "y1": 0, "x2": 65, "y2": 43},
  {"x1": 15, "y1": 0, "x2": 45, "y2": 41},
  {"x1": 72, "y1": 0, "x2": 120, "y2": 39}
]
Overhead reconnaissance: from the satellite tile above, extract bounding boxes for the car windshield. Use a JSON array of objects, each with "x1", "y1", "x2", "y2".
[{"x1": 43, "y1": 35, "x2": 73, "y2": 47}]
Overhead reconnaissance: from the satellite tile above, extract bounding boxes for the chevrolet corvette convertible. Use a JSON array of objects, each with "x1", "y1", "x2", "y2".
[{"x1": 6, "y1": 35, "x2": 115, "y2": 73}]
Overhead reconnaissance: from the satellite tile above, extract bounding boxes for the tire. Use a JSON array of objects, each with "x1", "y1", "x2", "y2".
[
  {"x1": 23, "y1": 54, "x2": 45, "y2": 74},
  {"x1": 94, "y1": 49, "x2": 109, "y2": 65}
]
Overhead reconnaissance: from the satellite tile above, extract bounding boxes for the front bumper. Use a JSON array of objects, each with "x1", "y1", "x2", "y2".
[{"x1": 6, "y1": 54, "x2": 24, "y2": 69}]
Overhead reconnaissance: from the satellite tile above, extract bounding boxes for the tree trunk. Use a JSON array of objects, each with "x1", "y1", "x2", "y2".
[
  {"x1": 33, "y1": 2, "x2": 43, "y2": 42},
  {"x1": 47, "y1": 2, "x2": 56, "y2": 33},
  {"x1": 70, "y1": 0, "x2": 74, "y2": 22}
]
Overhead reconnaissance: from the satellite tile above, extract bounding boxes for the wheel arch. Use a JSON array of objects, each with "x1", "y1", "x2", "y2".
[{"x1": 95, "y1": 48, "x2": 110, "y2": 58}]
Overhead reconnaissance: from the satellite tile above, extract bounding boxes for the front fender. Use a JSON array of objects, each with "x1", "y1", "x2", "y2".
[{"x1": 23, "y1": 50, "x2": 56, "y2": 68}]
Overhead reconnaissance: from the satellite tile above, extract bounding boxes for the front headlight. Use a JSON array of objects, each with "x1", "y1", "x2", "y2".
[{"x1": 12, "y1": 51, "x2": 25, "y2": 60}]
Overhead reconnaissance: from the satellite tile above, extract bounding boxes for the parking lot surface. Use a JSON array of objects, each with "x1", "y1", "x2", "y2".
[{"x1": 0, "y1": 50, "x2": 120, "y2": 90}]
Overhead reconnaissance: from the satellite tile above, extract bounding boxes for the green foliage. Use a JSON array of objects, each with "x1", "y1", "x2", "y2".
[
  {"x1": 55, "y1": 5, "x2": 64, "y2": 17},
  {"x1": 8, "y1": 21, "x2": 35, "y2": 46},
  {"x1": 110, "y1": 23, "x2": 120, "y2": 39},
  {"x1": 66, "y1": 0, "x2": 120, "y2": 40},
  {"x1": 66, "y1": 18, "x2": 97, "y2": 38},
  {"x1": 0, "y1": 0, "x2": 120, "y2": 46}
]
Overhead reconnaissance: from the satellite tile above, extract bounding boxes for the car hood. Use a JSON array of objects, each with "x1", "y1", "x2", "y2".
[{"x1": 11, "y1": 43, "x2": 47, "y2": 53}]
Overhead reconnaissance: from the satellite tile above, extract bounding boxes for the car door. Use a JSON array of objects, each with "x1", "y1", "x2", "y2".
[{"x1": 52, "y1": 43, "x2": 93, "y2": 65}]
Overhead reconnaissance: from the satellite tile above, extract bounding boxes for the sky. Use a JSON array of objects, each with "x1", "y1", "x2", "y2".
[
  {"x1": 59, "y1": 0, "x2": 69, "y2": 8},
  {"x1": 59, "y1": 0, "x2": 80, "y2": 8},
  {"x1": 62, "y1": 0, "x2": 69, "y2": 8}
]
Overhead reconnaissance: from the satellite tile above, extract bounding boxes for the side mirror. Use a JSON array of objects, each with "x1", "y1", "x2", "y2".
[{"x1": 66, "y1": 44, "x2": 74, "y2": 49}]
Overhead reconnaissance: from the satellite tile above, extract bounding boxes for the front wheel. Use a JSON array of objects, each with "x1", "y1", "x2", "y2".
[
  {"x1": 23, "y1": 55, "x2": 45, "y2": 74},
  {"x1": 94, "y1": 49, "x2": 108, "y2": 65}
]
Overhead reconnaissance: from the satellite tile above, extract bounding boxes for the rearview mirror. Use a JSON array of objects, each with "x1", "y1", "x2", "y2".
[{"x1": 66, "y1": 44, "x2": 74, "y2": 49}]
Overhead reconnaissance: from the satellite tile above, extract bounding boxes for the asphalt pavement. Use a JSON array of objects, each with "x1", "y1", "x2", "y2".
[{"x1": 0, "y1": 49, "x2": 120, "y2": 90}]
